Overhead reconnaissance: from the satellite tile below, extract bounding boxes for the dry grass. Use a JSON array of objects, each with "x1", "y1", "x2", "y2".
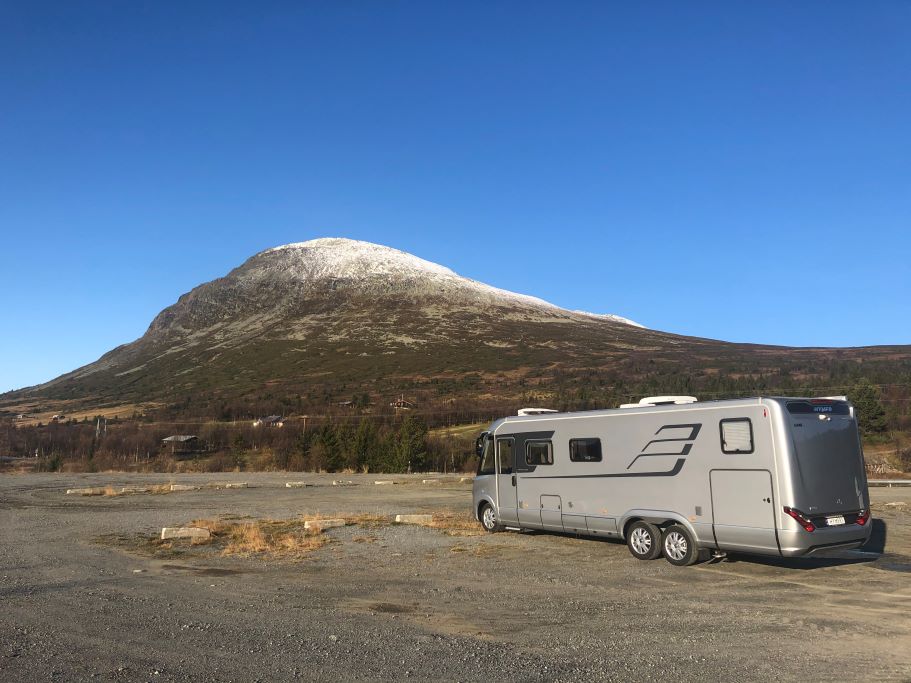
[
  {"x1": 187, "y1": 517, "x2": 330, "y2": 557},
  {"x1": 151, "y1": 508, "x2": 484, "y2": 561},
  {"x1": 426, "y1": 511, "x2": 485, "y2": 537},
  {"x1": 101, "y1": 483, "x2": 175, "y2": 497}
]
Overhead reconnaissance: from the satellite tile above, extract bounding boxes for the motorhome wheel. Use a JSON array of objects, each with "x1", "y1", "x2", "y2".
[
  {"x1": 662, "y1": 524, "x2": 698, "y2": 566},
  {"x1": 626, "y1": 521, "x2": 663, "y2": 560},
  {"x1": 479, "y1": 503, "x2": 503, "y2": 533}
]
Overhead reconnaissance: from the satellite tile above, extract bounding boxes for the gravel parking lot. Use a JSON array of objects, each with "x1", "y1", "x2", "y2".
[{"x1": 1, "y1": 473, "x2": 909, "y2": 682}]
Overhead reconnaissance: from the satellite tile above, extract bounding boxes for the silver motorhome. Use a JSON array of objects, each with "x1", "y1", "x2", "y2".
[{"x1": 472, "y1": 396, "x2": 872, "y2": 565}]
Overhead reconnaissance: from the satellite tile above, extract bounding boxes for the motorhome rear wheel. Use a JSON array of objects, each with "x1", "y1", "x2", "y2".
[
  {"x1": 626, "y1": 521, "x2": 663, "y2": 560},
  {"x1": 662, "y1": 525, "x2": 698, "y2": 566}
]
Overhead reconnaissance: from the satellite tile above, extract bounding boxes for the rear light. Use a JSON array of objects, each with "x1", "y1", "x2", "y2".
[
  {"x1": 783, "y1": 506, "x2": 816, "y2": 532},
  {"x1": 856, "y1": 508, "x2": 870, "y2": 526}
]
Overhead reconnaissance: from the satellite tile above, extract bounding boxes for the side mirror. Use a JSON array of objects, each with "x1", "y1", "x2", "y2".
[{"x1": 476, "y1": 433, "x2": 488, "y2": 458}]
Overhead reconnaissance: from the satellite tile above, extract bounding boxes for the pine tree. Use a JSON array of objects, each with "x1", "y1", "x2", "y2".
[
  {"x1": 849, "y1": 378, "x2": 888, "y2": 437},
  {"x1": 396, "y1": 416, "x2": 429, "y2": 472}
]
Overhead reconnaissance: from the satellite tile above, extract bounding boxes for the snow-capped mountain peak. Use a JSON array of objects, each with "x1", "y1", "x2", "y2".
[{"x1": 263, "y1": 238, "x2": 458, "y2": 280}]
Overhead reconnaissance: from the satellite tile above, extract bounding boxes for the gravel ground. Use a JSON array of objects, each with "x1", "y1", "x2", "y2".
[{"x1": 1, "y1": 473, "x2": 910, "y2": 682}]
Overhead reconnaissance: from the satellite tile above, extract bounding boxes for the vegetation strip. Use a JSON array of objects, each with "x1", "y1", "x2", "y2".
[{"x1": 142, "y1": 510, "x2": 484, "y2": 560}]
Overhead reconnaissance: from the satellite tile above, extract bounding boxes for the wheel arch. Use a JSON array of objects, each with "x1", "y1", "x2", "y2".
[
  {"x1": 620, "y1": 510, "x2": 698, "y2": 542},
  {"x1": 475, "y1": 496, "x2": 497, "y2": 522}
]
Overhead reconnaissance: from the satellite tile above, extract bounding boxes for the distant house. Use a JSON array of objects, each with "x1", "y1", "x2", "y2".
[
  {"x1": 389, "y1": 395, "x2": 415, "y2": 410},
  {"x1": 162, "y1": 435, "x2": 199, "y2": 444},
  {"x1": 337, "y1": 400, "x2": 354, "y2": 408},
  {"x1": 253, "y1": 415, "x2": 284, "y2": 428},
  {"x1": 50, "y1": 414, "x2": 67, "y2": 423},
  {"x1": 162, "y1": 434, "x2": 201, "y2": 456}
]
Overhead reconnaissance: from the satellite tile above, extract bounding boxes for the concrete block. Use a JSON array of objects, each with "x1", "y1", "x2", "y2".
[
  {"x1": 169, "y1": 484, "x2": 200, "y2": 492},
  {"x1": 223, "y1": 482, "x2": 247, "y2": 489},
  {"x1": 332, "y1": 480, "x2": 354, "y2": 486},
  {"x1": 459, "y1": 477, "x2": 473, "y2": 483},
  {"x1": 421, "y1": 479, "x2": 440, "y2": 484},
  {"x1": 161, "y1": 527, "x2": 211, "y2": 541},
  {"x1": 374, "y1": 480, "x2": 395, "y2": 485},
  {"x1": 65, "y1": 487, "x2": 105, "y2": 496},
  {"x1": 303, "y1": 518, "x2": 345, "y2": 530},
  {"x1": 286, "y1": 481, "x2": 312, "y2": 488},
  {"x1": 119, "y1": 486, "x2": 150, "y2": 494},
  {"x1": 395, "y1": 514, "x2": 433, "y2": 525}
]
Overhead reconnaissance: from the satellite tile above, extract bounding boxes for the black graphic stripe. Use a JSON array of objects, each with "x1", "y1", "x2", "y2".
[
  {"x1": 626, "y1": 443, "x2": 693, "y2": 469},
  {"x1": 521, "y1": 458, "x2": 686, "y2": 479}
]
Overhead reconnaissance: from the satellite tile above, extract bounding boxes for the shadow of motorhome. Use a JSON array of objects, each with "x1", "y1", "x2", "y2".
[
  {"x1": 516, "y1": 522, "x2": 889, "y2": 570},
  {"x1": 720, "y1": 552, "x2": 875, "y2": 571},
  {"x1": 862, "y1": 518, "x2": 887, "y2": 554}
]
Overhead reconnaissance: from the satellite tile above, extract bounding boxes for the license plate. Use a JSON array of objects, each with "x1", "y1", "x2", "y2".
[{"x1": 826, "y1": 515, "x2": 846, "y2": 526}]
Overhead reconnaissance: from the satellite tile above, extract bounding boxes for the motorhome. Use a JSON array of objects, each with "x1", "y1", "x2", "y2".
[{"x1": 472, "y1": 396, "x2": 872, "y2": 566}]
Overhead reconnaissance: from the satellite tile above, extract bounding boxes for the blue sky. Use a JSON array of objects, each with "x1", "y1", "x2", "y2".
[{"x1": 1, "y1": 2, "x2": 909, "y2": 393}]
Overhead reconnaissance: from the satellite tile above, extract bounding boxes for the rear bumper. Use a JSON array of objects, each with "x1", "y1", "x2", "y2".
[{"x1": 778, "y1": 524, "x2": 872, "y2": 557}]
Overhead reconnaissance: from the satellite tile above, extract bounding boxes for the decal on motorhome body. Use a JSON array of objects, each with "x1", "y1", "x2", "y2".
[{"x1": 525, "y1": 422, "x2": 701, "y2": 479}]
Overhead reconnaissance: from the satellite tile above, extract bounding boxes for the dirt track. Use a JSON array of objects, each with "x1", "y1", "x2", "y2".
[{"x1": 1, "y1": 473, "x2": 910, "y2": 682}]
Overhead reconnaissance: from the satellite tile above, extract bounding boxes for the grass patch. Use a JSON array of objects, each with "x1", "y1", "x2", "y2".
[
  {"x1": 100, "y1": 483, "x2": 175, "y2": 497},
  {"x1": 426, "y1": 511, "x2": 485, "y2": 536},
  {"x1": 108, "y1": 508, "x2": 485, "y2": 563},
  {"x1": 189, "y1": 517, "x2": 329, "y2": 557}
]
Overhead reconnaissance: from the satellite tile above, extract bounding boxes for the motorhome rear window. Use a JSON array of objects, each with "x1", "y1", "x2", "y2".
[
  {"x1": 569, "y1": 438, "x2": 602, "y2": 462},
  {"x1": 786, "y1": 401, "x2": 851, "y2": 416},
  {"x1": 526, "y1": 440, "x2": 553, "y2": 466},
  {"x1": 720, "y1": 418, "x2": 754, "y2": 454}
]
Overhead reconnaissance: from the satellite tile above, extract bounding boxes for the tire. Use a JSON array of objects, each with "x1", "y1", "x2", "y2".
[
  {"x1": 662, "y1": 524, "x2": 699, "y2": 566},
  {"x1": 626, "y1": 521, "x2": 663, "y2": 560},
  {"x1": 479, "y1": 503, "x2": 503, "y2": 533}
]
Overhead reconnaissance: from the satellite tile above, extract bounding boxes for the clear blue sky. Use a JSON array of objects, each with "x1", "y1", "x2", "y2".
[{"x1": 1, "y1": 2, "x2": 909, "y2": 393}]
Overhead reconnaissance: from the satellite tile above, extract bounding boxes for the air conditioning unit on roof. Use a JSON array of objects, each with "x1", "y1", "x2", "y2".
[
  {"x1": 619, "y1": 396, "x2": 698, "y2": 409},
  {"x1": 517, "y1": 408, "x2": 558, "y2": 416}
]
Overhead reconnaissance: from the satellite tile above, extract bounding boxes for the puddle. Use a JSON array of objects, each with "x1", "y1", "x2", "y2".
[
  {"x1": 160, "y1": 564, "x2": 244, "y2": 576},
  {"x1": 871, "y1": 554, "x2": 911, "y2": 573},
  {"x1": 370, "y1": 602, "x2": 414, "y2": 614}
]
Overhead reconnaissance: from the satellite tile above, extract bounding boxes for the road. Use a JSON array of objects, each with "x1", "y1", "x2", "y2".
[{"x1": 1, "y1": 473, "x2": 909, "y2": 682}]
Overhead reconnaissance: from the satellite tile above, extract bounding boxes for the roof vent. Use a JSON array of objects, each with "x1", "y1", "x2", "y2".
[
  {"x1": 517, "y1": 408, "x2": 558, "y2": 416},
  {"x1": 619, "y1": 396, "x2": 698, "y2": 409}
]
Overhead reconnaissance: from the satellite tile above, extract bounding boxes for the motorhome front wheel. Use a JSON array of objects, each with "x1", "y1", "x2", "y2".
[{"x1": 479, "y1": 503, "x2": 503, "y2": 533}]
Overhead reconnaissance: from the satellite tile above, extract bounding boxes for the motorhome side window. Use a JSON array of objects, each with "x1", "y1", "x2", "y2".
[
  {"x1": 497, "y1": 438, "x2": 514, "y2": 474},
  {"x1": 526, "y1": 440, "x2": 553, "y2": 466},
  {"x1": 720, "y1": 418, "x2": 754, "y2": 454},
  {"x1": 569, "y1": 438, "x2": 602, "y2": 462}
]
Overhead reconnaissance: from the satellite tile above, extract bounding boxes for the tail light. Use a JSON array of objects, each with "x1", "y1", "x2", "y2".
[
  {"x1": 783, "y1": 506, "x2": 816, "y2": 532},
  {"x1": 856, "y1": 508, "x2": 870, "y2": 526}
]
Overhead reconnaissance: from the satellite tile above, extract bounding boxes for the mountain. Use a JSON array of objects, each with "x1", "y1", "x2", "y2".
[{"x1": 3, "y1": 238, "x2": 909, "y2": 419}]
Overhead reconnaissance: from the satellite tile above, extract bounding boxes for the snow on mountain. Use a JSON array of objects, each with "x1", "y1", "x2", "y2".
[
  {"x1": 574, "y1": 311, "x2": 646, "y2": 328},
  {"x1": 255, "y1": 238, "x2": 638, "y2": 325},
  {"x1": 263, "y1": 238, "x2": 458, "y2": 280}
]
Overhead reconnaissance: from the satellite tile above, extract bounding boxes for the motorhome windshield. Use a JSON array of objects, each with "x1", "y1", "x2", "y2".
[{"x1": 477, "y1": 435, "x2": 495, "y2": 475}]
